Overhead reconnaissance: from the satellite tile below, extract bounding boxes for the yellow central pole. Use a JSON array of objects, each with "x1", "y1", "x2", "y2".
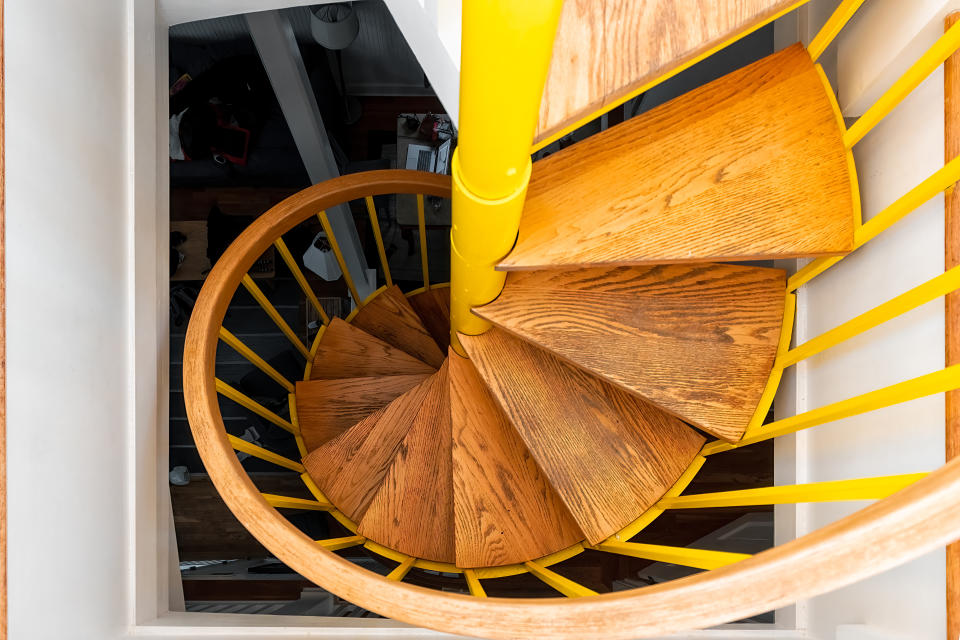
[{"x1": 450, "y1": 0, "x2": 564, "y2": 354}]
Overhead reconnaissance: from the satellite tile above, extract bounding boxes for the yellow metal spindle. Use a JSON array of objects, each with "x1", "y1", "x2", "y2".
[
  {"x1": 215, "y1": 378, "x2": 295, "y2": 434},
  {"x1": 845, "y1": 20, "x2": 960, "y2": 147},
  {"x1": 219, "y1": 327, "x2": 295, "y2": 393},
  {"x1": 742, "y1": 293, "x2": 797, "y2": 438},
  {"x1": 416, "y1": 194, "x2": 430, "y2": 289},
  {"x1": 300, "y1": 472, "x2": 359, "y2": 533},
  {"x1": 788, "y1": 155, "x2": 960, "y2": 291},
  {"x1": 808, "y1": 0, "x2": 867, "y2": 61},
  {"x1": 386, "y1": 556, "x2": 416, "y2": 581},
  {"x1": 364, "y1": 196, "x2": 393, "y2": 287},
  {"x1": 704, "y1": 365, "x2": 960, "y2": 455},
  {"x1": 274, "y1": 236, "x2": 330, "y2": 325},
  {"x1": 523, "y1": 561, "x2": 597, "y2": 598},
  {"x1": 782, "y1": 266, "x2": 960, "y2": 368},
  {"x1": 227, "y1": 434, "x2": 304, "y2": 472},
  {"x1": 262, "y1": 493, "x2": 331, "y2": 510},
  {"x1": 317, "y1": 210, "x2": 362, "y2": 304},
  {"x1": 592, "y1": 541, "x2": 750, "y2": 571},
  {"x1": 450, "y1": 0, "x2": 564, "y2": 353},
  {"x1": 240, "y1": 274, "x2": 310, "y2": 358},
  {"x1": 316, "y1": 536, "x2": 365, "y2": 551},
  {"x1": 612, "y1": 456, "x2": 706, "y2": 542},
  {"x1": 659, "y1": 473, "x2": 928, "y2": 509},
  {"x1": 464, "y1": 569, "x2": 487, "y2": 597},
  {"x1": 288, "y1": 394, "x2": 307, "y2": 459}
]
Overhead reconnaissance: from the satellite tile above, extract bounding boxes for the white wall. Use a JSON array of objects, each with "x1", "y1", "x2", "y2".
[
  {"x1": 794, "y1": 5, "x2": 951, "y2": 638},
  {"x1": 6, "y1": 0, "x2": 139, "y2": 637}
]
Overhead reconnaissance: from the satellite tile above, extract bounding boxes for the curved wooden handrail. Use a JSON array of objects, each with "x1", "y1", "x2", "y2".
[{"x1": 184, "y1": 169, "x2": 960, "y2": 639}]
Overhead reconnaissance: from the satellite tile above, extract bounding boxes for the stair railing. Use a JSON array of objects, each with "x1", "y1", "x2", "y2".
[{"x1": 181, "y1": 2, "x2": 960, "y2": 637}]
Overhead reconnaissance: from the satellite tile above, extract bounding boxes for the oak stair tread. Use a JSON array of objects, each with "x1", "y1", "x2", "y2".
[
  {"x1": 474, "y1": 263, "x2": 785, "y2": 442},
  {"x1": 460, "y1": 328, "x2": 705, "y2": 544},
  {"x1": 309, "y1": 317, "x2": 436, "y2": 380},
  {"x1": 407, "y1": 287, "x2": 451, "y2": 351},
  {"x1": 303, "y1": 373, "x2": 437, "y2": 521},
  {"x1": 449, "y1": 349, "x2": 584, "y2": 567},
  {"x1": 352, "y1": 285, "x2": 446, "y2": 368},
  {"x1": 295, "y1": 373, "x2": 430, "y2": 452},
  {"x1": 536, "y1": 0, "x2": 800, "y2": 143},
  {"x1": 507, "y1": 44, "x2": 855, "y2": 270},
  {"x1": 358, "y1": 361, "x2": 455, "y2": 563}
]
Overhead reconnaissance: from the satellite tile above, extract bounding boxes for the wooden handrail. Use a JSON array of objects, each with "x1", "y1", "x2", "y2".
[{"x1": 184, "y1": 170, "x2": 960, "y2": 638}]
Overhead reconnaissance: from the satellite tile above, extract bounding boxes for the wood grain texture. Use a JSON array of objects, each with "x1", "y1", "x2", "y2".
[
  {"x1": 407, "y1": 287, "x2": 451, "y2": 351},
  {"x1": 449, "y1": 350, "x2": 584, "y2": 567},
  {"x1": 303, "y1": 374, "x2": 434, "y2": 521},
  {"x1": 359, "y1": 361, "x2": 455, "y2": 562},
  {"x1": 460, "y1": 328, "x2": 704, "y2": 544},
  {"x1": 183, "y1": 169, "x2": 960, "y2": 638},
  {"x1": 946, "y1": 13, "x2": 960, "y2": 640},
  {"x1": 309, "y1": 317, "x2": 436, "y2": 380},
  {"x1": 474, "y1": 264, "x2": 785, "y2": 442},
  {"x1": 352, "y1": 285, "x2": 446, "y2": 368},
  {"x1": 511, "y1": 44, "x2": 855, "y2": 269},
  {"x1": 535, "y1": 0, "x2": 798, "y2": 143},
  {"x1": 295, "y1": 373, "x2": 429, "y2": 452}
]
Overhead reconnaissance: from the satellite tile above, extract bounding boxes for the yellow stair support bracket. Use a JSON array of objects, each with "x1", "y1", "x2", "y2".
[
  {"x1": 450, "y1": 0, "x2": 564, "y2": 354},
  {"x1": 591, "y1": 540, "x2": 751, "y2": 571},
  {"x1": 274, "y1": 236, "x2": 330, "y2": 325},
  {"x1": 808, "y1": 0, "x2": 867, "y2": 62},
  {"x1": 227, "y1": 434, "x2": 304, "y2": 473},
  {"x1": 317, "y1": 210, "x2": 362, "y2": 305},
  {"x1": 288, "y1": 394, "x2": 308, "y2": 459},
  {"x1": 219, "y1": 327, "x2": 295, "y2": 393},
  {"x1": 386, "y1": 556, "x2": 416, "y2": 582},
  {"x1": 416, "y1": 194, "x2": 430, "y2": 290},
  {"x1": 215, "y1": 378, "x2": 296, "y2": 434},
  {"x1": 262, "y1": 493, "x2": 331, "y2": 511},
  {"x1": 523, "y1": 561, "x2": 597, "y2": 598},
  {"x1": 316, "y1": 536, "x2": 366, "y2": 551},
  {"x1": 463, "y1": 569, "x2": 487, "y2": 597},
  {"x1": 240, "y1": 274, "x2": 311, "y2": 358},
  {"x1": 365, "y1": 196, "x2": 393, "y2": 287}
]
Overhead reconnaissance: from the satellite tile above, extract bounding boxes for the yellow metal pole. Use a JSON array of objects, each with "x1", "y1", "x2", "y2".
[
  {"x1": 416, "y1": 194, "x2": 430, "y2": 290},
  {"x1": 807, "y1": 0, "x2": 866, "y2": 62},
  {"x1": 450, "y1": 0, "x2": 564, "y2": 354},
  {"x1": 365, "y1": 196, "x2": 393, "y2": 287}
]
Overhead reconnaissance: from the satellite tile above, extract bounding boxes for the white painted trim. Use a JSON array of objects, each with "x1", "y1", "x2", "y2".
[{"x1": 160, "y1": 0, "x2": 318, "y2": 28}]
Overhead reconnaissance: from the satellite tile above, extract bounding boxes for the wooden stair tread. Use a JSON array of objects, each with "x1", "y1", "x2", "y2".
[
  {"x1": 474, "y1": 264, "x2": 785, "y2": 442},
  {"x1": 460, "y1": 328, "x2": 705, "y2": 544},
  {"x1": 407, "y1": 287, "x2": 451, "y2": 351},
  {"x1": 536, "y1": 0, "x2": 799, "y2": 143},
  {"x1": 352, "y1": 285, "x2": 446, "y2": 368},
  {"x1": 309, "y1": 317, "x2": 436, "y2": 380},
  {"x1": 449, "y1": 349, "x2": 584, "y2": 567},
  {"x1": 295, "y1": 373, "x2": 429, "y2": 452},
  {"x1": 303, "y1": 373, "x2": 436, "y2": 521},
  {"x1": 358, "y1": 361, "x2": 455, "y2": 563},
  {"x1": 507, "y1": 44, "x2": 855, "y2": 269}
]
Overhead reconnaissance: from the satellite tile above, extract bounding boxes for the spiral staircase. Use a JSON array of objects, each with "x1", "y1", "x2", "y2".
[{"x1": 183, "y1": 1, "x2": 960, "y2": 638}]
